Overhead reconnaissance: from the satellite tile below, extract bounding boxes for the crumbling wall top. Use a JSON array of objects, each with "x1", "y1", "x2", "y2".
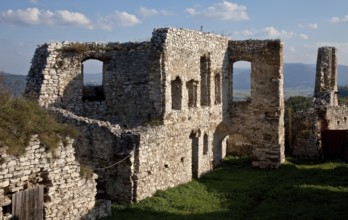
[{"x1": 314, "y1": 46, "x2": 338, "y2": 106}]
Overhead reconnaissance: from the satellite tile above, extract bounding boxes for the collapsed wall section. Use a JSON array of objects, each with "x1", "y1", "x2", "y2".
[
  {"x1": 25, "y1": 42, "x2": 153, "y2": 127},
  {"x1": 291, "y1": 47, "x2": 348, "y2": 161},
  {"x1": 52, "y1": 108, "x2": 139, "y2": 203},
  {"x1": 290, "y1": 108, "x2": 322, "y2": 160},
  {"x1": 229, "y1": 40, "x2": 285, "y2": 168},
  {"x1": 0, "y1": 135, "x2": 110, "y2": 219}
]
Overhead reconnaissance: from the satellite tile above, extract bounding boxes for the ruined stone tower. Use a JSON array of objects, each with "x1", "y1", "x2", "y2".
[
  {"x1": 314, "y1": 47, "x2": 339, "y2": 106},
  {"x1": 291, "y1": 46, "x2": 348, "y2": 160}
]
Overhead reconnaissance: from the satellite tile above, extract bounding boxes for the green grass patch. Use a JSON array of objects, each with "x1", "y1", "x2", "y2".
[
  {"x1": 0, "y1": 86, "x2": 79, "y2": 156},
  {"x1": 102, "y1": 157, "x2": 348, "y2": 220}
]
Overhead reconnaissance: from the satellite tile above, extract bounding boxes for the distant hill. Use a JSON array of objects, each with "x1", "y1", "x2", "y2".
[
  {"x1": 3, "y1": 63, "x2": 348, "y2": 97},
  {"x1": 233, "y1": 63, "x2": 348, "y2": 96},
  {"x1": 1, "y1": 73, "x2": 26, "y2": 96}
]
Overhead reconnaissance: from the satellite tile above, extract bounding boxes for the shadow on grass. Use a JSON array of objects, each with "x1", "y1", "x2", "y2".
[{"x1": 102, "y1": 157, "x2": 348, "y2": 220}]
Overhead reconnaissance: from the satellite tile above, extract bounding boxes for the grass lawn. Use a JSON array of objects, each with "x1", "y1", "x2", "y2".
[{"x1": 102, "y1": 157, "x2": 348, "y2": 220}]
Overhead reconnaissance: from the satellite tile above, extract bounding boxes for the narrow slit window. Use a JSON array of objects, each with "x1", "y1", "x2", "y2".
[
  {"x1": 203, "y1": 133, "x2": 209, "y2": 155},
  {"x1": 187, "y1": 80, "x2": 198, "y2": 107},
  {"x1": 171, "y1": 76, "x2": 182, "y2": 110},
  {"x1": 215, "y1": 73, "x2": 221, "y2": 104},
  {"x1": 200, "y1": 55, "x2": 211, "y2": 106}
]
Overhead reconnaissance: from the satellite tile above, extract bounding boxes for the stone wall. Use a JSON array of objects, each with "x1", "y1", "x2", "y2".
[
  {"x1": 229, "y1": 40, "x2": 285, "y2": 168},
  {"x1": 24, "y1": 27, "x2": 287, "y2": 204},
  {"x1": 290, "y1": 108, "x2": 322, "y2": 160},
  {"x1": 314, "y1": 47, "x2": 338, "y2": 106},
  {"x1": 52, "y1": 108, "x2": 139, "y2": 204},
  {"x1": 25, "y1": 42, "x2": 153, "y2": 127},
  {"x1": 135, "y1": 122, "x2": 225, "y2": 201},
  {"x1": 0, "y1": 135, "x2": 110, "y2": 219},
  {"x1": 291, "y1": 46, "x2": 348, "y2": 161},
  {"x1": 325, "y1": 106, "x2": 348, "y2": 130}
]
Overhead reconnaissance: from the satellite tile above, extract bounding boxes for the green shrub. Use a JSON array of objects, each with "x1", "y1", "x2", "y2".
[
  {"x1": 80, "y1": 165, "x2": 94, "y2": 179},
  {"x1": 0, "y1": 81, "x2": 79, "y2": 156}
]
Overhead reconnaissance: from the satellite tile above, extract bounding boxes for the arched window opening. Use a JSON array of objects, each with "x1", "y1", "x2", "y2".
[
  {"x1": 187, "y1": 80, "x2": 198, "y2": 108},
  {"x1": 214, "y1": 73, "x2": 221, "y2": 104},
  {"x1": 232, "y1": 61, "x2": 251, "y2": 102},
  {"x1": 82, "y1": 59, "x2": 104, "y2": 101},
  {"x1": 203, "y1": 133, "x2": 209, "y2": 155},
  {"x1": 171, "y1": 76, "x2": 182, "y2": 110},
  {"x1": 200, "y1": 55, "x2": 211, "y2": 106}
]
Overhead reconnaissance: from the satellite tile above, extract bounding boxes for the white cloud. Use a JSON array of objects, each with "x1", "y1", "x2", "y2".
[
  {"x1": 298, "y1": 23, "x2": 318, "y2": 29},
  {"x1": 0, "y1": 8, "x2": 141, "y2": 30},
  {"x1": 30, "y1": 0, "x2": 39, "y2": 4},
  {"x1": 287, "y1": 45, "x2": 296, "y2": 53},
  {"x1": 299, "y1": 33, "x2": 309, "y2": 40},
  {"x1": 233, "y1": 27, "x2": 308, "y2": 40},
  {"x1": 0, "y1": 8, "x2": 92, "y2": 29},
  {"x1": 308, "y1": 23, "x2": 318, "y2": 29},
  {"x1": 139, "y1": 7, "x2": 173, "y2": 17},
  {"x1": 55, "y1": 10, "x2": 92, "y2": 28},
  {"x1": 185, "y1": 8, "x2": 197, "y2": 16},
  {"x1": 233, "y1": 28, "x2": 258, "y2": 37},
  {"x1": 139, "y1": 7, "x2": 158, "y2": 17},
  {"x1": 330, "y1": 15, "x2": 348, "y2": 23},
  {"x1": 98, "y1": 11, "x2": 141, "y2": 30},
  {"x1": 185, "y1": 1, "x2": 249, "y2": 21},
  {"x1": 262, "y1": 26, "x2": 294, "y2": 38}
]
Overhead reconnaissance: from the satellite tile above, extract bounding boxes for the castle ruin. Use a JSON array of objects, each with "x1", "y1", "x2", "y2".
[
  {"x1": 24, "y1": 27, "x2": 285, "y2": 203},
  {"x1": 291, "y1": 47, "x2": 348, "y2": 160}
]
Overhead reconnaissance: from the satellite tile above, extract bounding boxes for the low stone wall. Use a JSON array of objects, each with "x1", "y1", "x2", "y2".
[
  {"x1": 0, "y1": 135, "x2": 110, "y2": 219},
  {"x1": 52, "y1": 107, "x2": 139, "y2": 204},
  {"x1": 135, "y1": 118, "x2": 227, "y2": 201},
  {"x1": 291, "y1": 109, "x2": 322, "y2": 160},
  {"x1": 226, "y1": 134, "x2": 253, "y2": 157},
  {"x1": 325, "y1": 105, "x2": 348, "y2": 130}
]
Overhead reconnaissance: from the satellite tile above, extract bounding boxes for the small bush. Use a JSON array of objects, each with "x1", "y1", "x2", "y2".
[
  {"x1": 80, "y1": 165, "x2": 94, "y2": 179},
  {"x1": 0, "y1": 77, "x2": 79, "y2": 156},
  {"x1": 285, "y1": 96, "x2": 312, "y2": 113},
  {"x1": 59, "y1": 43, "x2": 90, "y2": 53}
]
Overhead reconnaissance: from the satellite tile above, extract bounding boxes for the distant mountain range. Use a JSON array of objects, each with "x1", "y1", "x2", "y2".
[
  {"x1": 234, "y1": 63, "x2": 348, "y2": 97},
  {"x1": 234, "y1": 63, "x2": 348, "y2": 90},
  {"x1": 1, "y1": 73, "x2": 26, "y2": 96},
  {"x1": 2, "y1": 63, "x2": 348, "y2": 97}
]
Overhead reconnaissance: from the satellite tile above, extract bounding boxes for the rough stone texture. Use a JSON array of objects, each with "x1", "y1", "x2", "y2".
[
  {"x1": 0, "y1": 135, "x2": 110, "y2": 219},
  {"x1": 52, "y1": 107, "x2": 138, "y2": 204},
  {"x1": 25, "y1": 27, "x2": 285, "y2": 203},
  {"x1": 226, "y1": 134, "x2": 253, "y2": 157},
  {"x1": 314, "y1": 47, "x2": 338, "y2": 106},
  {"x1": 291, "y1": 46, "x2": 348, "y2": 160},
  {"x1": 25, "y1": 42, "x2": 152, "y2": 126},
  {"x1": 325, "y1": 106, "x2": 348, "y2": 130},
  {"x1": 290, "y1": 108, "x2": 322, "y2": 160},
  {"x1": 229, "y1": 40, "x2": 285, "y2": 168}
]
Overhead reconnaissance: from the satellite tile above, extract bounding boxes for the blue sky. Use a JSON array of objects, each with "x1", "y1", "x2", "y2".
[{"x1": 1, "y1": 0, "x2": 348, "y2": 74}]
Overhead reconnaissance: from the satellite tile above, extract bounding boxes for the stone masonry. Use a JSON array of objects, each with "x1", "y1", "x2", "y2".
[
  {"x1": 291, "y1": 47, "x2": 348, "y2": 160},
  {"x1": 25, "y1": 27, "x2": 285, "y2": 203},
  {"x1": 0, "y1": 135, "x2": 110, "y2": 219}
]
